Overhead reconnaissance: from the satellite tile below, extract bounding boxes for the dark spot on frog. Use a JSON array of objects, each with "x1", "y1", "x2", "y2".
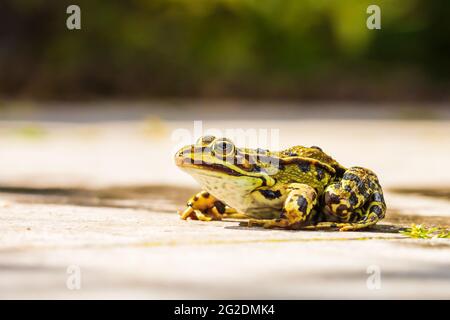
[
  {"x1": 214, "y1": 201, "x2": 226, "y2": 214},
  {"x1": 286, "y1": 151, "x2": 298, "y2": 156},
  {"x1": 252, "y1": 165, "x2": 262, "y2": 173},
  {"x1": 349, "y1": 211, "x2": 361, "y2": 222},
  {"x1": 343, "y1": 172, "x2": 361, "y2": 184},
  {"x1": 349, "y1": 192, "x2": 358, "y2": 207},
  {"x1": 297, "y1": 161, "x2": 310, "y2": 173},
  {"x1": 259, "y1": 189, "x2": 282, "y2": 200},
  {"x1": 296, "y1": 196, "x2": 308, "y2": 214},
  {"x1": 357, "y1": 183, "x2": 367, "y2": 197},
  {"x1": 334, "y1": 166, "x2": 346, "y2": 177},
  {"x1": 370, "y1": 205, "x2": 383, "y2": 216},
  {"x1": 316, "y1": 167, "x2": 324, "y2": 180},
  {"x1": 324, "y1": 192, "x2": 340, "y2": 205},
  {"x1": 310, "y1": 146, "x2": 322, "y2": 151},
  {"x1": 372, "y1": 192, "x2": 384, "y2": 202},
  {"x1": 202, "y1": 192, "x2": 210, "y2": 198}
]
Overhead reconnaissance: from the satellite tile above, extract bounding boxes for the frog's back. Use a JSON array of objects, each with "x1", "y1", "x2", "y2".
[
  {"x1": 280, "y1": 146, "x2": 345, "y2": 173},
  {"x1": 261, "y1": 145, "x2": 347, "y2": 196}
]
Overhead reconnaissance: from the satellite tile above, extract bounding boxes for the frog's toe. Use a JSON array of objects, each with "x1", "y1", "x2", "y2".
[
  {"x1": 247, "y1": 218, "x2": 293, "y2": 229},
  {"x1": 262, "y1": 221, "x2": 278, "y2": 229},
  {"x1": 194, "y1": 209, "x2": 213, "y2": 221},
  {"x1": 247, "y1": 219, "x2": 264, "y2": 227},
  {"x1": 338, "y1": 224, "x2": 371, "y2": 231},
  {"x1": 304, "y1": 222, "x2": 339, "y2": 230},
  {"x1": 179, "y1": 207, "x2": 195, "y2": 220},
  {"x1": 207, "y1": 207, "x2": 223, "y2": 220},
  {"x1": 337, "y1": 224, "x2": 366, "y2": 231},
  {"x1": 247, "y1": 218, "x2": 275, "y2": 228}
]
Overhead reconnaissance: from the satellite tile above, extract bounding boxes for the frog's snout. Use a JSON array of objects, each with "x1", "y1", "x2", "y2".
[
  {"x1": 175, "y1": 145, "x2": 196, "y2": 167},
  {"x1": 175, "y1": 149, "x2": 185, "y2": 166},
  {"x1": 175, "y1": 153, "x2": 183, "y2": 166}
]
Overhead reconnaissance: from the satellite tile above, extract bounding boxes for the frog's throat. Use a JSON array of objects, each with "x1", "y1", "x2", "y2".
[{"x1": 182, "y1": 167, "x2": 271, "y2": 213}]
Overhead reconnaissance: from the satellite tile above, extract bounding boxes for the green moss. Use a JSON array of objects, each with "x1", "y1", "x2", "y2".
[
  {"x1": 400, "y1": 224, "x2": 450, "y2": 239},
  {"x1": 15, "y1": 125, "x2": 47, "y2": 140}
]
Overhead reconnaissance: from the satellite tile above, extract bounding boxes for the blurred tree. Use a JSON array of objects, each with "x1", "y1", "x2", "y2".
[{"x1": 0, "y1": 0, "x2": 448, "y2": 100}]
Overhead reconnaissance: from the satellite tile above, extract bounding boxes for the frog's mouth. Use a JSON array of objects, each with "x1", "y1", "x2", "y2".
[{"x1": 176, "y1": 156, "x2": 242, "y2": 176}]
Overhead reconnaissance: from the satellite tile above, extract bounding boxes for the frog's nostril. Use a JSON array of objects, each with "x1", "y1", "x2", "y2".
[
  {"x1": 175, "y1": 149, "x2": 185, "y2": 166},
  {"x1": 175, "y1": 149, "x2": 184, "y2": 158}
]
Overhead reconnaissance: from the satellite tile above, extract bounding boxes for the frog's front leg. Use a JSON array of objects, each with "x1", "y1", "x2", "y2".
[
  {"x1": 179, "y1": 191, "x2": 237, "y2": 221},
  {"x1": 248, "y1": 183, "x2": 318, "y2": 229},
  {"x1": 322, "y1": 166, "x2": 386, "y2": 231}
]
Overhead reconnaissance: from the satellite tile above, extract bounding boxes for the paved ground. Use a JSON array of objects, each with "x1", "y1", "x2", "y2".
[{"x1": 0, "y1": 102, "x2": 449, "y2": 299}]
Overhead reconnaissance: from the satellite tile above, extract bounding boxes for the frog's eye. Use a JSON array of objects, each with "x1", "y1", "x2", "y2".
[
  {"x1": 196, "y1": 135, "x2": 216, "y2": 145},
  {"x1": 212, "y1": 139, "x2": 235, "y2": 156}
]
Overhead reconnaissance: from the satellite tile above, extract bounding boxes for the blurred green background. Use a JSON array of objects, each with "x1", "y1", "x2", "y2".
[{"x1": 1, "y1": 0, "x2": 449, "y2": 101}]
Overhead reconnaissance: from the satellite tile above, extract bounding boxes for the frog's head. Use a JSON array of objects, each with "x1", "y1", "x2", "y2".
[{"x1": 175, "y1": 136, "x2": 277, "y2": 201}]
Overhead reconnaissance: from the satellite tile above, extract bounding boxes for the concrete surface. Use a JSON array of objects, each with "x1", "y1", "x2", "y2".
[{"x1": 0, "y1": 104, "x2": 449, "y2": 299}]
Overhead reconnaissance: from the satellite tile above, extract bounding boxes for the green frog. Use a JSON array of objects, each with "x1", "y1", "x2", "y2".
[{"x1": 175, "y1": 136, "x2": 386, "y2": 231}]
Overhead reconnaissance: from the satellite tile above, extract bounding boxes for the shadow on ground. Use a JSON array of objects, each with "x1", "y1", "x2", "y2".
[
  {"x1": 389, "y1": 187, "x2": 450, "y2": 201},
  {"x1": 0, "y1": 185, "x2": 196, "y2": 212}
]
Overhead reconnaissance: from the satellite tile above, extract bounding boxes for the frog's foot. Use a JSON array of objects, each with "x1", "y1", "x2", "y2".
[
  {"x1": 248, "y1": 183, "x2": 318, "y2": 229},
  {"x1": 323, "y1": 166, "x2": 386, "y2": 231},
  {"x1": 179, "y1": 191, "x2": 235, "y2": 221},
  {"x1": 248, "y1": 218, "x2": 292, "y2": 229},
  {"x1": 307, "y1": 211, "x2": 381, "y2": 231}
]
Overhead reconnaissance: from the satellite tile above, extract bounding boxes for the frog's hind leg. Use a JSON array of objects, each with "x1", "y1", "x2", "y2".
[
  {"x1": 179, "y1": 191, "x2": 236, "y2": 221},
  {"x1": 322, "y1": 167, "x2": 386, "y2": 231},
  {"x1": 248, "y1": 183, "x2": 318, "y2": 229}
]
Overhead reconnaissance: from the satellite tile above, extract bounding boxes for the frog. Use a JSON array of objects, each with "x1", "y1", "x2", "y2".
[{"x1": 175, "y1": 135, "x2": 386, "y2": 231}]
